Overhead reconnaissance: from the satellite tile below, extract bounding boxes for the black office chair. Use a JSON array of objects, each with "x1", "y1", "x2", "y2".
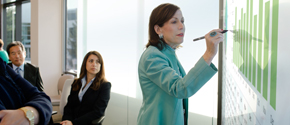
[{"x1": 91, "y1": 116, "x2": 105, "y2": 125}]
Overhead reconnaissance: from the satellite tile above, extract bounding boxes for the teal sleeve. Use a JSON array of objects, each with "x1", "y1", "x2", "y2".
[
  {"x1": 0, "y1": 51, "x2": 9, "y2": 64},
  {"x1": 142, "y1": 52, "x2": 217, "y2": 98}
]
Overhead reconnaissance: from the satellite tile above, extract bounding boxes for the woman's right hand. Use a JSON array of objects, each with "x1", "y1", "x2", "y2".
[{"x1": 203, "y1": 29, "x2": 224, "y2": 65}]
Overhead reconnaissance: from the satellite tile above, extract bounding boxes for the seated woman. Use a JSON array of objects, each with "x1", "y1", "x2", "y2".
[
  {"x1": 61, "y1": 51, "x2": 111, "y2": 125},
  {"x1": 0, "y1": 57, "x2": 52, "y2": 125}
]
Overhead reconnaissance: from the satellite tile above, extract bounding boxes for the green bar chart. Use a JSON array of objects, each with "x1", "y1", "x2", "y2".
[
  {"x1": 221, "y1": 0, "x2": 289, "y2": 124},
  {"x1": 232, "y1": 0, "x2": 278, "y2": 110}
]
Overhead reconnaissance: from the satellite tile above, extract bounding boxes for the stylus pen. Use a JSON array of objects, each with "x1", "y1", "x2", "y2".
[{"x1": 193, "y1": 30, "x2": 229, "y2": 41}]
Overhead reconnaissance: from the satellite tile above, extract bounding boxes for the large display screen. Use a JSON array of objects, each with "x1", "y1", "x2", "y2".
[{"x1": 221, "y1": 0, "x2": 290, "y2": 124}]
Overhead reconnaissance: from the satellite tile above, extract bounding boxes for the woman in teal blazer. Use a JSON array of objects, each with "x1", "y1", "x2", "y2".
[{"x1": 137, "y1": 3, "x2": 224, "y2": 125}]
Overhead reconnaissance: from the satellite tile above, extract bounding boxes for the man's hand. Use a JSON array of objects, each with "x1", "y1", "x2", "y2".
[
  {"x1": 0, "y1": 110, "x2": 29, "y2": 125},
  {"x1": 60, "y1": 120, "x2": 73, "y2": 125}
]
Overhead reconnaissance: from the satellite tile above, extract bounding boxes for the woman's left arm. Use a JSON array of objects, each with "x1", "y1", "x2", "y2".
[{"x1": 71, "y1": 82, "x2": 111, "y2": 125}]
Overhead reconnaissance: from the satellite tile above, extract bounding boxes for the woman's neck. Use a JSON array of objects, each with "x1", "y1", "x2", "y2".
[
  {"x1": 164, "y1": 41, "x2": 178, "y2": 49},
  {"x1": 86, "y1": 74, "x2": 95, "y2": 83}
]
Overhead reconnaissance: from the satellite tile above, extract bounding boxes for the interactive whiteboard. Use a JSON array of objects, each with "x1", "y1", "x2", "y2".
[{"x1": 221, "y1": 0, "x2": 290, "y2": 124}]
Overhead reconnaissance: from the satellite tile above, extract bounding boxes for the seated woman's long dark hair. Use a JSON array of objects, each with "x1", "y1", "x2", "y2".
[{"x1": 72, "y1": 51, "x2": 107, "y2": 91}]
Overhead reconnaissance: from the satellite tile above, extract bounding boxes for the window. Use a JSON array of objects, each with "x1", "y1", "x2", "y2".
[
  {"x1": 3, "y1": 0, "x2": 17, "y2": 3},
  {"x1": 64, "y1": 0, "x2": 77, "y2": 73},
  {"x1": 66, "y1": 0, "x2": 220, "y2": 124},
  {"x1": 1, "y1": 0, "x2": 31, "y2": 61}
]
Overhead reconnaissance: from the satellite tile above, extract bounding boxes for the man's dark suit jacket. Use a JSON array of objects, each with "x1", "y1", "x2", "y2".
[
  {"x1": 62, "y1": 80, "x2": 111, "y2": 125},
  {"x1": 8, "y1": 62, "x2": 44, "y2": 91}
]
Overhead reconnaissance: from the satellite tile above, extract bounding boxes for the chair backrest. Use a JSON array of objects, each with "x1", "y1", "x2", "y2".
[
  {"x1": 59, "y1": 78, "x2": 74, "y2": 115},
  {"x1": 57, "y1": 74, "x2": 74, "y2": 94}
]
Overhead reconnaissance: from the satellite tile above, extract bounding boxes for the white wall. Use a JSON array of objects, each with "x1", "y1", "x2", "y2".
[
  {"x1": 77, "y1": 0, "x2": 220, "y2": 124},
  {"x1": 31, "y1": 0, "x2": 63, "y2": 96},
  {"x1": 30, "y1": 0, "x2": 219, "y2": 124}
]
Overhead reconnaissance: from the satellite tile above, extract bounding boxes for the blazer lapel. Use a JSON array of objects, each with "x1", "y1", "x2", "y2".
[
  {"x1": 23, "y1": 63, "x2": 30, "y2": 80},
  {"x1": 23, "y1": 63, "x2": 36, "y2": 86},
  {"x1": 81, "y1": 87, "x2": 94, "y2": 102},
  {"x1": 8, "y1": 63, "x2": 12, "y2": 67},
  {"x1": 177, "y1": 60, "x2": 186, "y2": 77},
  {"x1": 177, "y1": 58, "x2": 188, "y2": 125}
]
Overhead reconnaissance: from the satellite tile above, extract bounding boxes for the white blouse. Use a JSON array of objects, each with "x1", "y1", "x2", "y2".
[{"x1": 78, "y1": 75, "x2": 95, "y2": 102}]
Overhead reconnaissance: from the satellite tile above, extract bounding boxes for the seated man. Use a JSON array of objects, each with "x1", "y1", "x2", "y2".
[
  {"x1": 6, "y1": 41, "x2": 44, "y2": 91},
  {"x1": 0, "y1": 57, "x2": 52, "y2": 125}
]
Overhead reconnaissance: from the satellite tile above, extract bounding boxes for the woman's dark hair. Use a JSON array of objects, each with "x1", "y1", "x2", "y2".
[
  {"x1": 72, "y1": 51, "x2": 107, "y2": 91},
  {"x1": 146, "y1": 3, "x2": 180, "y2": 50}
]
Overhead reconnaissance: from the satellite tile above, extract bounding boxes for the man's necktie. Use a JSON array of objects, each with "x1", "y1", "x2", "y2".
[{"x1": 15, "y1": 67, "x2": 20, "y2": 74}]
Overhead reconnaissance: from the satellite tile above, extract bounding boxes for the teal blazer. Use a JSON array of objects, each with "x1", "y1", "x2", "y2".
[{"x1": 137, "y1": 45, "x2": 217, "y2": 125}]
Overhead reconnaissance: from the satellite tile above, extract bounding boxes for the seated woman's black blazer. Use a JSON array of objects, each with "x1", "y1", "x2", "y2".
[{"x1": 62, "y1": 80, "x2": 111, "y2": 125}]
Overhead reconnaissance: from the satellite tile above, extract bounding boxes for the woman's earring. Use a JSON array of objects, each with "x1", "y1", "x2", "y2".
[{"x1": 159, "y1": 34, "x2": 163, "y2": 39}]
